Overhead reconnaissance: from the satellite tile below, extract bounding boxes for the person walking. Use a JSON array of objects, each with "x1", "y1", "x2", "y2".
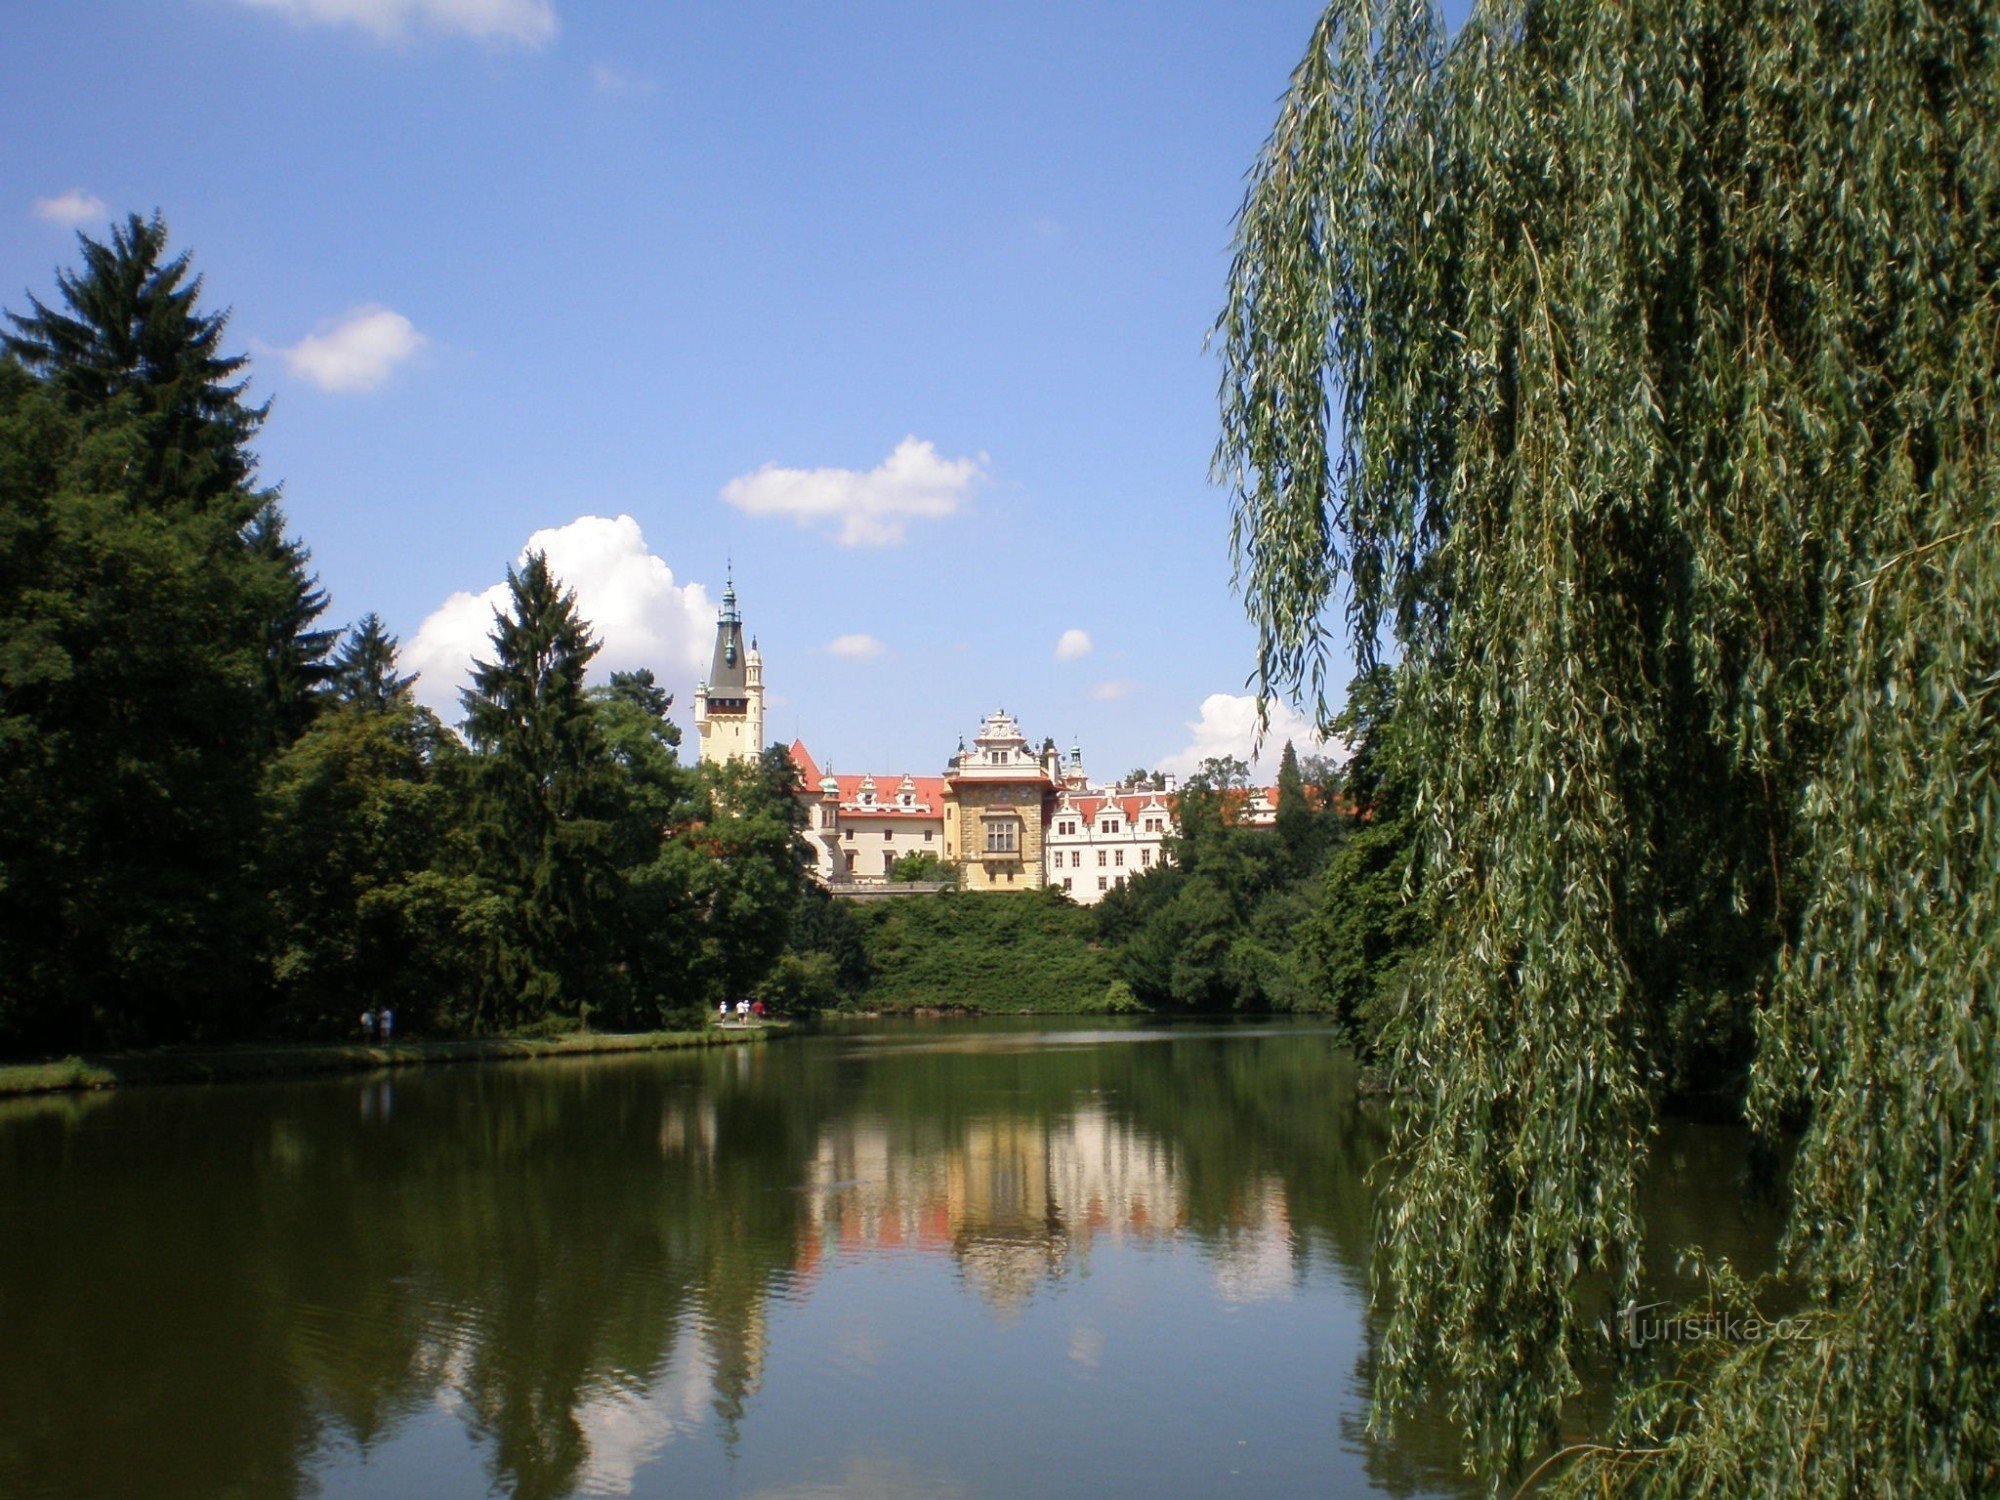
[
  {"x1": 360, "y1": 1010, "x2": 376, "y2": 1041},
  {"x1": 379, "y1": 1008, "x2": 394, "y2": 1042}
]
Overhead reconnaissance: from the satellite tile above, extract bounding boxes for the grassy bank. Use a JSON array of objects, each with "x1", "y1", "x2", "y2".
[
  {"x1": 0, "y1": 1024, "x2": 769, "y2": 1098},
  {"x1": 846, "y1": 890, "x2": 1120, "y2": 1013}
]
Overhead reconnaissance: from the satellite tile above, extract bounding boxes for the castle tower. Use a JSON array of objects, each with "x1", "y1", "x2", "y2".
[{"x1": 693, "y1": 570, "x2": 765, "y2": 768}]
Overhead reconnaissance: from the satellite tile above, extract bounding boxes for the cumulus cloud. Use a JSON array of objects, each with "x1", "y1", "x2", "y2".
[
  {"x1": 224, "y1": 0, "x2": 556, "y2": 45},
  {"x1": 1054, "y1": 628, "x2": 1093, "y2": 662},
  {"x1": 824, "y1": 633, "x2": 885, "y2": 661},
  {"x1": 1157, "y1": 692, "x2": 1344, "y2": 779},
  {"x1": 277, "y1": 306, "x2": 426, "y2": 393},
  {"x1": 721, "y1": 436, "x2": 984, "y2": 547},
  {"x1": 33, "y1": 190, "x2": 108, "y2": 228},
  {"x1": 1090, "y1": 679, "x2": 1134, "y2": 701},
  {"x1": 406, "y1": 515, "x2": 715, "y2": 720}
]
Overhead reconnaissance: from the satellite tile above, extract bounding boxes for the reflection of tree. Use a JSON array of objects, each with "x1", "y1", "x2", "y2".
[{"x1": 0, "y1": 1026, "x2": 1773, "y2": 1499}]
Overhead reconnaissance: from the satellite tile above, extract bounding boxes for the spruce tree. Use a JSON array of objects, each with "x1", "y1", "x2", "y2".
[
  {"x1": 1273, "y1": 740, "x2": 1313, "y2": 861},
  {"x1": 461, "y1": 552, "x2": 614, "y2": 1027},
  {"x1": 1, "y1": 217, "x2": 284, "y2": 1050},
  {"x1": 246, "y1": 499, "x2": 338, "y2": 744},
  {"x1": 4, "y1": 212, "x2": 265, "y2": 511},
  {"x1": 331, "y1": 613, "x2": 417, "y2": 710}
]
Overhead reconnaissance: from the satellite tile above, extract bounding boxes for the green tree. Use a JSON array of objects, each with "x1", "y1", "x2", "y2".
[
  {"x1": 246, "y1": 499, "x2": 338, "y2": 745},
  {"x1": 0, "y1": 221, "x2": 283, "y2": 1051},
  {"x1": 887, "y1": 850, "x2": 954, "y2": 883},
  {"x1": 261, "y1": 699, "x2": 474, "y2": 1036},
  {"x1": 1298, "y1": 668, "x2": 1426, "y2": 1056},
  {"x1": 1273, "y1": 739, "x2": 1321, "y2": 864},
  {"x1": 586, "y1": 667, "x2": 699, "y2": 1026},
  {"x1": 331, "y1": 612, "x2": 416, "y2": 710},
  {"x1": 4, "y1": 212, "x2": 265, "y2": 511},
  {"x1": 460, "y1": 552, "x2": 615, "y2": 1028},
  {"x1": 1219, "y1": 0, "x2": 2000, "y2": 1487}
]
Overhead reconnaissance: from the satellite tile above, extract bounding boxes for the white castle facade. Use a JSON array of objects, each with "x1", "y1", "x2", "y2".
[{"x1": 693, "y1": 581, "x2": 1308, "y2": 905}]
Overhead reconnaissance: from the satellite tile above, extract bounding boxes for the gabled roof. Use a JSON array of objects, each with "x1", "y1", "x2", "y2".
[
  {"x1": 1052, "y1": 793, "x2": 1170, "y2": 830},
  {"x1": 833, "y1": 772, "x2": 949, "y2": 818},
  {"x1": 789, "y1": 739, "x2": 821, "y2": 785}
]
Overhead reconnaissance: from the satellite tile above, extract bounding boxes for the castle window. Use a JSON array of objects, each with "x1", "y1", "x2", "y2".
[
  {"x1": 1115, "y1": 850, "x2": 1124, "y2": 867},
  {"x1": 1142, "y1": 848, "x2": 1152, "y2": 867},
  {"x1": 986, "y1": 822, "x2": 1018, "y2": 854},
  {"x1": 924, "y1": 829, "x2": 934, "y2": 842},
  {"x1": 1063, "y1": 877, "x2": 1073, "y2": 892},
  {"x1": 1098, "y1": 876, "x2": 1108, "y2": 890},
  {"x1": 1098, "y1": 850, "x2": 1107, "y2": 867},
  {"x1": 884, "y1": 829, "x2": 892, "y2": 839}
]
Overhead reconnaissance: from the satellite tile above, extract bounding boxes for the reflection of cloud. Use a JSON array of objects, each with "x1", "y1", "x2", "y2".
[
  {"x1": 1068, "y1": 1322, "x2": 1105, "y2": 1370},
  {"x1": 744, "y1": 1454, "x2": 967, "y2": 1499},
  {"x1": 572, "y1": 1345, "x2": 710, "y2": 1496},
  {"x1": 1211, "y1": 1223, "x2": 1299, "y2": 1305}
]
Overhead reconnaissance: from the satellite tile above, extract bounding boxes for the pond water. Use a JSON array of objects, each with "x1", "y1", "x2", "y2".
[{"x1": 0, "y1": 1020, "x2": 1782, "y2": 1498}]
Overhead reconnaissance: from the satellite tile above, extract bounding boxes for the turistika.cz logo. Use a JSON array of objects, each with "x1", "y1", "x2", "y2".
[{"x1": 1617, "y1": 1300, "x2": 1817, "y2": 1349}]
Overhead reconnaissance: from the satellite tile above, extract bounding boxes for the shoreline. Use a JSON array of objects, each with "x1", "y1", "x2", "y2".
[{"x1": 0, "y1": 1025, "x2": 772, "y2": 1099}]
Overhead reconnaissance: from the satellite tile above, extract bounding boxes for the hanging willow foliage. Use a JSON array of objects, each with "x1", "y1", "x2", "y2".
[{"x1": 1218, "y1": 0, "x2": 1998, "y2": 1492}]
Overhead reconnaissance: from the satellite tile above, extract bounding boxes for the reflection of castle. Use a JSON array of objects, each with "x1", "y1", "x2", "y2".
[{"x1": 789, "y1": 1107, "x2": 1290, "y2": 1312}]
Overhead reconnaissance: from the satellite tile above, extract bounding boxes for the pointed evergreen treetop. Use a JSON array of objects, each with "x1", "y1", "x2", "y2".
[
  {"x1": 4, "y1": 211, "x2": 265, "y2": 506},
  {"x1": 462, "y1": 551, "x2": 602, "y2": 767},
  {"x1": 332, "y1": 612, "x2": 416, "y2": 711}
]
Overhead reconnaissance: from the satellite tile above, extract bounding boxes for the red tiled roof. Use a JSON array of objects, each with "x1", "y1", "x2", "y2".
[
  {"x1": 788, "y1": 739, "x2": 821, "y2": 785},
  {"x1": 831, "y1": 772, "x2": 949, "y2": 818},
  {"x1": 1058, "y1": 792, "x2": 1171, "y2": 825}
]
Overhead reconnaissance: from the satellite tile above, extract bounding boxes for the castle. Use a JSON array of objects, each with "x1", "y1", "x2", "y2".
[{"x1": 692, "y1": 581, "x2": 1271, "y2": 904}]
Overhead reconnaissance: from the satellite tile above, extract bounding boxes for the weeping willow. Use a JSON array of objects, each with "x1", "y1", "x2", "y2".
[{"x1": 1217, "y1": 0, "x2": 1998, "y2": 1492}]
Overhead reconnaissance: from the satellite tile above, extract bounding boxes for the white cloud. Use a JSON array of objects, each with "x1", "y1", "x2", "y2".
[
  {"x1": 1090, "y1": 679, "x2": 1134, "y2": 701},
  {"x1": 721, "y1": 436, "x2": 984, "y2": 547},
  {"x1": 591, "y1": 61, "x2": 656, "y2": 96},
  {"x1": 33, "y1": 190, "x2": 108, "y2": 228},
  {"x1": 824, "y1": 633, "x2": 885, "y2": 661},
  {"x1": 405, "y1": 514, "x2": 715, "y2": 720},
  {"x1": 1054, "y1": 628, "x2": 1093, "y2": 662},
  {"x1": 277, "y1": 306, "x2": 426, "y2": 393},
  {"x1": 1157, "y1": 692, "x2": 1343, "y2": 779},
  {"x1": 224, "y1": 0, "x2": 556, "y2": 45}
]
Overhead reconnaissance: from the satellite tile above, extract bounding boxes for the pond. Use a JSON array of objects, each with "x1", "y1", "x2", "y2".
[{"x1": 0, "y1": 1019, "x2": 1781, "y2": 1498}]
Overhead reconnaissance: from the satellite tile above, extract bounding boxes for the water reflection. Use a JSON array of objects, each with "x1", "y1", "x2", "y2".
[{"x1": 0, "y1": 1023, "x2": 1778, "y2": 1499}]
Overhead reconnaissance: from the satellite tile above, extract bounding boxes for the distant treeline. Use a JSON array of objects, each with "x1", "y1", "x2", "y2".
[{"x1": 0, "y1": 215, "x2": 823, "y2": 1055}]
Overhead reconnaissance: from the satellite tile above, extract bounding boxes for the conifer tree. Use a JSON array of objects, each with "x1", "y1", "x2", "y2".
[
  {"x1": 3, "y1": 212, "x2": 265, "y2": 510},
  {"x1": 331, "y1": 613, "x2": 416, "y2": 711},
  {"x1": 0, "y1": 217, "x2": 283, "y2": 1049},
  {"x1": 461, "y1": 552, "x2": 614, "y2": 1026},
  {"x1": 247, "y1": 499, "x2": 338, "y2": 744},
  {"x1": 1273, "y1": 740, "x2": 1313, "y2": 861}
]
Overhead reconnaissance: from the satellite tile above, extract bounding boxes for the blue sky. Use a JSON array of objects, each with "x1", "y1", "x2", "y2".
[{"x1": 3, "y1": 0, "x2": 1358, "y2": 779}]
